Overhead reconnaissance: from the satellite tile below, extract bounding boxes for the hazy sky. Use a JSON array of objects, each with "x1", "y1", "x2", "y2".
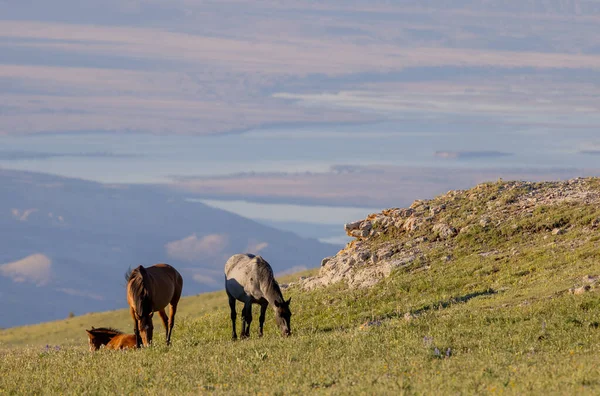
[
  {"x1": 4, "y1": 1, "x2": 600, "y2": 325},
  {"x1": 1, "y1": 0, "x2": 599, "y2": 217},
  {"x1": 2, "y1": 1, "x2": 600, "y2": 136}
]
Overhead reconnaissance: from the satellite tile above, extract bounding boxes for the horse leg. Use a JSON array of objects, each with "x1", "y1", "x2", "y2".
[
  {"x1": 158, "y1": 309, "x2": 169, "y2": 343},
  {"x1": 227, "y1": 292, "x2": 238, "y2": 340},
  {"x1": 240, "y1": 303, "x2": 248, "y2": 339},
  {"x1": 258, "y1": 302, "x2": 268, "y2": 337},
  {"x1": 242, "y1": 301, "x2": 253, "y2": 338},
  {"x1": 166, "y1": 303, "x2": 178, "y2": 346},
  {"x1": 130, "y1": 307, "x2": 141, "y2": 348}
]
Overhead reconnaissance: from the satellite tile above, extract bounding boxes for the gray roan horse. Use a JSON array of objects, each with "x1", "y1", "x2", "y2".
[
  {"x1": 126, "y1": 264, "x2": 183, "y2": 347},
  {"x1": 225, "y1": 253, "x2": 291, "y2": 339}
]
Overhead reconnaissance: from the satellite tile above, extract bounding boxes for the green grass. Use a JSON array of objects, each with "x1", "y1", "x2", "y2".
[
  {"x1": 2, "y1": 182, "x2": 600, "y2": 394},
  {"x1": 1, "y1": 243, "x2": 599, "y2": 395},
  {"x1": 0, "y1": 269, "x2": 318, "y2": 348}
]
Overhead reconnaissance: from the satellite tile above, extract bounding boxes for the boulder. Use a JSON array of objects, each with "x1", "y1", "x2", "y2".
[
  {"x1": 320, "y1": 256, "x2": 333, "y2": 267},
  {"x1": 403, "y1": 217, "x2": 420, "y2": 232},
  {"x1": 344, "y1": 220, "x2": 362, "y2": 236},
  {"x1": 433, "y1": 223, "x2": 457, "y2": 239}
]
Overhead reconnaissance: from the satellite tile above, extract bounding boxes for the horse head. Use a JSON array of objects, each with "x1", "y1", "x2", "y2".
[
  {"x1": 129, "y1": 265, "x2": 156, "y2": 347},
  {"x1": 85, "y1": 329, "x2": 103, "y2": 351},
  {"x1": 136, "y1": 289, "x2": 155, "y2": 347},
  {"x1": 134, "y1": 301, "x2": 155, "y2": 346},
  {"x1": 274, "y1": 297, "x2": 292, "y2": 336}
]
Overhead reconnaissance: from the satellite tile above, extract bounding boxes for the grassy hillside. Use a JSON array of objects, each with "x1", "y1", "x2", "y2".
[
  {"x1": 1, "y1": 180, "x2": 600, "y2": 394},
  {"x1": 0, "y1": 269, "x2": 318, "y2": 348}
]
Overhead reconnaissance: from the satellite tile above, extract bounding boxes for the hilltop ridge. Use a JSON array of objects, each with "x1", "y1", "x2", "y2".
[{"x1": 301, "y1": 177, "x2": 600, "y2": 291}]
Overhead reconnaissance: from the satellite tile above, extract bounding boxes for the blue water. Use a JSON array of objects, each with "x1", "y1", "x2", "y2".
[
  {"x1": 2, "y1": 122, "x2": 598, "y2": 243},
  {"x1": 1, "y1": 121, "x2": 597, "y2": 184}
]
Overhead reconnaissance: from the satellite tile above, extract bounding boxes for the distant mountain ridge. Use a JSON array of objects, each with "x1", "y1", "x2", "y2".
[{"x1": 0, "y1": 169, "x2": 338, "y2": 328}]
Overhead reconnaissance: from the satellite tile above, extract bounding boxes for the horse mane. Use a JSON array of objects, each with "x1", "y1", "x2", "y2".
[
  {"x1": 89, "y1": 327, "x2": 123, "y2": 336},
  {"x1": 128, "y1": 265, "x2": 152, "y2": 316},
  {"x1": 124, "y1": 266, "x2": 133, "y2": 283},
  {"x1": 255, "y1": 256, "x2": 284, "y2": 303}
]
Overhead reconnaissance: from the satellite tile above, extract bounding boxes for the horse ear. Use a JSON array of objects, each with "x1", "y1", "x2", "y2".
[
  {"x1": 91, "y1": 326, "x2": 95, "y2": 329},
  {"x1": 286, "y1": 297, "x2": 291, "y2": 306},
  {"x1": 86, "y1": 330, "x2": 93, "y2": 336}
]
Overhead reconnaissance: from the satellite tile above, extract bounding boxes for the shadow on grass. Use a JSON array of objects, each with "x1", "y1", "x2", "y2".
[
  {"x1": 319, "y1": 327, "x2": 337, "y2": 333},
  {"x1": 314, "y1": 289, "x2": 498, "y2": 333},
  {"x1": 411, "y1": 288, "x2": 497, "y2": 316},
  {"x1": 371, "y1": 288, "x2": 498, "y2": 323}
]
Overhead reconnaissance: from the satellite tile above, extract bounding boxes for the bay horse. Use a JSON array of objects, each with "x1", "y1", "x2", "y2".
[
  {"x1": 126, "y1": 263, "x2": 183, "y2": 347},
  {"x1": 85, "y1": 327, "x2": 136, "y2": 351},
  {"x1": 224, "y1": 253, "x2": 291, "y2": 339}
]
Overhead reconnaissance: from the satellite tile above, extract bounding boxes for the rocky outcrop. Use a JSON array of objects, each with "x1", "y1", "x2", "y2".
[
  {"x1": 298, "y1": 178, "x2": 600, "y2": 290},
  {"x1": 302, "y1": 241, "x2": 418, "y2": 290}
]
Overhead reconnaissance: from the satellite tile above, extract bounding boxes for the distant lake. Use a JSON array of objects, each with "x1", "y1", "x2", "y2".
[
  {"x1": 2, "y1": 122, "x2": 598, "y2": 243},
  {"x1": 188, "y1": 198, "x2": 381, "y2": 245},
  {"x1": 1, "y1": 121, "x2": 597, "y2": 184}
]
